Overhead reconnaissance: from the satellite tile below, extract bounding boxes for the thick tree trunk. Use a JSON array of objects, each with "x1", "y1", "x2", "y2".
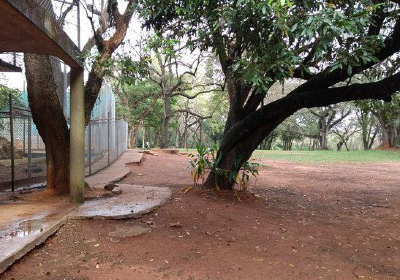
[
  {"x1": 319, "y1": 132, "x2": 329, "y2": 150},
  {"x1": 129, "y1": 124, "x2": 141, "y2": 148},
  {"x1": 362, "y1": 129, "x2": 370, "y2": 150},
  {"x1": 127, "y1": 128, "x2": 134, "y2": 148},
  {"x1": 377, "y1": 115, "x2": 395, "y2": 148},
  {"x1": 318, "y1": 119, "x2": 329, "y2": 150},
  {"x1": 24, "y1": 54, "x2": 70, "y2": 193}
]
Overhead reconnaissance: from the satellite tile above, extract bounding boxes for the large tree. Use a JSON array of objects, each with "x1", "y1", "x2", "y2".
[
  {"x1": 365, "y1": 96, "x2": 400, "y2": 148},
  {"x1": 24, "y1": 0, "x2": 135, "y2": 193},
  {"x1": 139, "y1": 0, "x2": 400, "y2": 190},
  {"x1": 144, "y1": 36, "x2": 221, "y2": 148}
]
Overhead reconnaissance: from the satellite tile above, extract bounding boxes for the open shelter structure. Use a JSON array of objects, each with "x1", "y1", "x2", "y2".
[{"x1": 0, "y1": 0, "x2": 85, "y2": 203}]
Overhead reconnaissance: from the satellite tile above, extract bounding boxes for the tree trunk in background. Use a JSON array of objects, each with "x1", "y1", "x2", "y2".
[
  {"x1": 130, "y1": 124, "x2": 141, "y2": 149},
  {"x1": 361, "y1": 123, "x2": 370, "y2": 150},
  {"x1": 175, "y1": 125, "x2": 180, "y2": 148},
  {"x1": 160, "y1": 95, "x2": 171, "y2": 148},
  {"x1": 318, "y1": 119, "x2": 329, "y2": 150},
  {"x1": 283, "y1": 140, "x2": 292, "y2": 150},
  {"x1": 154, "y1": 130, "x2": 160, "y2": 147},
  {"x1": 377, "y1": 115, "x2": 395, "y2": 148},
  {"x1": 24, "y1": 54, "x2": 70, "y2": 193},
  {"x1": 127, "y1": 128, "x2": 134, "y2": 148},
  {"x1": 199, "y1": 121, "x2": 203, "y2": 146}
]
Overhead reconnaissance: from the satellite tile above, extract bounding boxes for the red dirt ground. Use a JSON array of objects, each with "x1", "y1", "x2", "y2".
[{"x1": 1, "y1": 152, "x2": 400, "y2": 280}]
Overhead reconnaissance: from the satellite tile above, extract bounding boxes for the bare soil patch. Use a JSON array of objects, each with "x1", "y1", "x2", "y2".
[{"x1": 1, "y1": 153, "x2": 399, "y2": 280}]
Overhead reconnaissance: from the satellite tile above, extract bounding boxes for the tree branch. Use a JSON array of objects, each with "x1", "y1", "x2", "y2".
[
  {"x1": 172, "y1": 89, "x2": 224, "y2": 99},
  {"x1": 292, "y1": 17, "x2": 400, "y2": 94},
  {"x1": 219, "y1": 71, "x2": 400, "y2": 153}
]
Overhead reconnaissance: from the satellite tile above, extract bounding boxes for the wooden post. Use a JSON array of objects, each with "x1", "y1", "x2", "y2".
[{"x1": 69, "y1": 67, "x2": 85, "y2": 204}]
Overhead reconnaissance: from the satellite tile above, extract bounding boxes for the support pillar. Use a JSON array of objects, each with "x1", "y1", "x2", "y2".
[{"x1": 70, "y1": 67, "x2": 85, "y2": 204}]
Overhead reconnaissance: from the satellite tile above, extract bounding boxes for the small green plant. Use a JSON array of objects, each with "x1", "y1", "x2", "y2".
[
  {"x1": 188, "y1": 143, "x2": 219, "y2": 185},
  {"x1": 231, "y1": 157, "x2": 260, "y2": 191},
  {"x1": 188, "y1": 143, "x2": 259, "y2": 191}
]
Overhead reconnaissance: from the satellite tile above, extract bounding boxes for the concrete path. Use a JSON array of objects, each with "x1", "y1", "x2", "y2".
[
  {"x1": 85, "y1": 149, "x2": 143, "y2": 188},
  {"x1": 0, "y1": 150, "x2": 171, "y2": 274},
  {"x1": 0, "y1": 197, "x2": 73, "y2": 274},
  {"x1": 71, "y1": 185, "x2": 171, "y2": 220}
]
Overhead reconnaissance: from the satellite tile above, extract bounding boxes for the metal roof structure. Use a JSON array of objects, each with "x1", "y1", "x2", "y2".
[{"x1": 0, "y1": 58, "x2": 21, "y2": 72}]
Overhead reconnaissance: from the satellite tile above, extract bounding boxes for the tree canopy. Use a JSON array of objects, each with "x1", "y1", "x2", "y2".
[{"x1": 134, "y1": 0, "x2": 400, "y2": 189}]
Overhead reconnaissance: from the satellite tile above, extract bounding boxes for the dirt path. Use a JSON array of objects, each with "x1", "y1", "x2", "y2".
[{"x1": 1, "y1": 152, "x2": 399, "y2": 280}]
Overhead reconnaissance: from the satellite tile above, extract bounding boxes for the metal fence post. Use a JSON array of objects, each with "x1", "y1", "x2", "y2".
[
  {"x1": 107, "y1": 113, "x2": 110, "y2": 165},
  {"x1": 9, "y1": 94, "x2": 14, "y2": 192},
  {"x1": 116, "y1": 120, "x2": 119, "y2": 157},
  {"x1": 23, "y1": 117, "x2": 26, "y2": 153},
  {"x1": 88, "y1": 121, "x2": 92, "y2": 175},
  {"x1": 28, "y1": 116, "x2": 32, "y2": 179}
]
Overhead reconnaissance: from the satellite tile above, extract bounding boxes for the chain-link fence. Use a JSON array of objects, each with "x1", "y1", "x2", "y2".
[
  {"x1": 0, "y1": 107, "x2": 46, "y2": 191},
  {"x1": 85, "y1": 118, "x2": 128, "y2": 176},
  {"x1": 0, "y1": 97, "x2": 128, "y2": 191}
]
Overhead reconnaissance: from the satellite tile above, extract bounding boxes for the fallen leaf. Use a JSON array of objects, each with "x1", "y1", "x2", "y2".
[{"x1": 181, "y1": 186, "x2": 192, "y2": 194}]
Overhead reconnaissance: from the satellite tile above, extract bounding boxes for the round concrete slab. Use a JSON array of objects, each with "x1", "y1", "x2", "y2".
[{"x1": 69, "y1": 185, "x2": 172, "y2": 220}]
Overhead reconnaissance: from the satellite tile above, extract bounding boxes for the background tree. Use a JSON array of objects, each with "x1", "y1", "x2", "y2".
[
  {"x1": 365, "y1": 96, "x2": 400, "y2": 148},
  {"x1": 309, "y1": 104, "x2": 351, "y2": 150},
  {"x1": 355, "y1": 101, "x2": 380, "y2": 150},
  {"x1": 275, "y1": 113, "x2": 304, "y2": 150},
  {"x1": 114, "y1": 80, "x2": 160, "y2": 148},
  {"x1": 332, "y1": 118, "x2": 360, "y2": 151},
  {"x1": 145, "y1": 36, "x2": 222, "y2": 148}
]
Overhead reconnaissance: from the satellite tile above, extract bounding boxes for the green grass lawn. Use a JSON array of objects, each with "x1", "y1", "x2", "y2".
[
  {"x1": 252, "y1": 149, "x2": 400, "y2": 163},
  {"x1": 179, "y1": 148, "x2": 400, "y2": 163}
]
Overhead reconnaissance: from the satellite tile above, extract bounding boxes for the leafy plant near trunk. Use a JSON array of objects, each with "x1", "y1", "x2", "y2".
[{"x1": 189, "y1": 143, "x2": 259, "y2": 191}]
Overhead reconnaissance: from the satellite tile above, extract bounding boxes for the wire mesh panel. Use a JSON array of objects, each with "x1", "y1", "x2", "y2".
[
  {"x1": 14, "y1": 114, "x2": 46, "y2": 181},
  {"x1": 116, "y1": 119, "x2": 128, "y2": 158},
  {"x1": 0, "y1": 106, "x2": 128, "y2": 189},
  {"x1": 84, "y1": 118, "x2": 128, "y2": 176},
  {"x1": 0, "y1": 109, "x2": 47, "y2": 191},
  {"x1": 85, "y1": 120, "x2": 108, "y2": 175},
  {"x1": 0, "y1": 112, "x2": 12, "y2": 188}
]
